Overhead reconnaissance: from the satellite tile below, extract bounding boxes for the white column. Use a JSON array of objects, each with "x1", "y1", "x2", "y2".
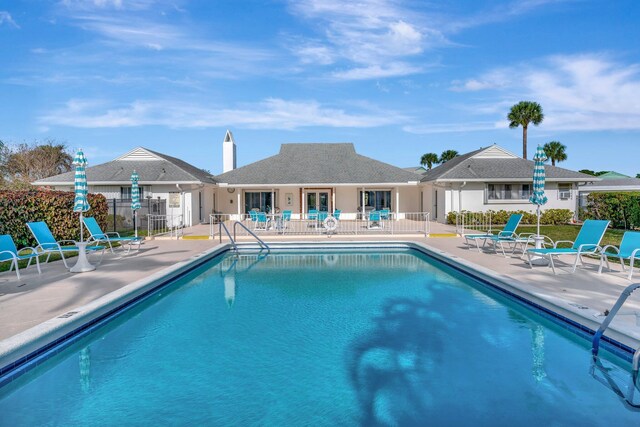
[
  {"x1": 332, "y1": 189, "x2": 336, "y2": 213},
  {"x1": 361, "y1": 188, "x2": 365, "y2": 219},
  {"x1": 237, "y1": 192, "x2": 241, "y2": 216},
  {"x1": 395, "y1": 187, "x2": 400, "y2": 220},
  {"x1": 272, "y1": 188, "x2": 275, "y2": 212},
  {"x1": 302, "y1": 190, "x2": 306, "y2": 218}
]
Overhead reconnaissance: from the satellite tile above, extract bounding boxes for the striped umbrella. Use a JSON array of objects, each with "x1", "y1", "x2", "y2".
[
  {"x1": 131, "y1": 170, "x2": 141, "y2": 237},
  {"x1": 529, "y1": 145, "x2": 548, "y2": 238},
  {"x1": 73, "y1": 149, "x2": 90, "y2": 242}
]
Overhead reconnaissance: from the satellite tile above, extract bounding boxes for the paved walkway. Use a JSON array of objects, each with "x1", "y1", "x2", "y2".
[{"x1": 1, "y1": 229, "x2": 638, "y2": 349}]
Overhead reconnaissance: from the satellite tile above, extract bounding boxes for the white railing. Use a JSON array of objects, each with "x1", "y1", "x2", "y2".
[
  {"x1": 455, "y1": 211, "x2": 491, "y2": 236},
  {"x1": 147, "y1": 214, "x2": 184, "y2": 238},
  {"x1": 210, "y1": 212, "x2": 431, "y2": 238}
]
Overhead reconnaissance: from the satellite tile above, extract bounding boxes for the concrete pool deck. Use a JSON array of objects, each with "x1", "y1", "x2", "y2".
[{"x1": 1, "y1": 232, "x2": 639, "y2": 352}]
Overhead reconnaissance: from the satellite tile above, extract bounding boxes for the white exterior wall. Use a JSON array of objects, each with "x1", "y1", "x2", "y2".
[
  {"x1": 45, "y1": 183, "x2": 217, "y2": 227},
  {"x1": 429, "y1": 181, "x2": 580, "y2": 223},
  {"x1": 215, "y1": 185, "x2": 422, "y2": 220}
]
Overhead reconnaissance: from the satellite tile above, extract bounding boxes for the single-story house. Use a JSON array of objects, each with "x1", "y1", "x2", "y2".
[
  {"x1": 214, "y1": 142, "x2": 422, "y2": 220},
  {"x1": 34, "y1": 133, "x2": 599, "y2": 227},
  {"x1": 33, "y1": 147, "x2": 217, "y2": 227},
  {"x1": 578, "y1": 172, "x2": 640, "y2": 210},
  {"x1": 420, "y1": 145, "x2": 597, "y2": 222}
]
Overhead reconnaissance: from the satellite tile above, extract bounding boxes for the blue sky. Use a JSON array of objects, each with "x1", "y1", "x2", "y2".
[{"x1": 1, "y1": 0, "x2": 639, "y2": 175}]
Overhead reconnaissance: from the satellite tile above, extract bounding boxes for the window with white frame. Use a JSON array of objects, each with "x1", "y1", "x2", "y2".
[
  {"x1": 558, "y1": 183, "x2": 572, "y2": 200},
  {"x1": 120, "y1": 186, "x2": 145, "y2": 200},
  {"x1": 486, "y1": 183, "x2": 532, "y2": 201}
]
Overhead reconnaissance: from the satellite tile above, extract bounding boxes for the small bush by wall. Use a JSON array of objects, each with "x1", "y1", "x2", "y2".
[
  {"x1": 0, "y1": 189, "x2": 108, "y2": 248},
  {"x1": 583, "y1": 192, "x2": 640, "y2": 230},
  {"x1": 446, "y1": 209, "x2": 574, "y2": 226}
]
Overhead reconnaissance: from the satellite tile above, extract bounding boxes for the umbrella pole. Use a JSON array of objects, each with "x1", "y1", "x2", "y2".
[
  {"x1": 134, "y1": 210, "x2": 138, "y2": 238},
  {"x1": 536, "y1": 205, "x2": 541, "y2": 238},
  {"x1": 80, "y1": 212, "x2": 84, "y2": 242}
]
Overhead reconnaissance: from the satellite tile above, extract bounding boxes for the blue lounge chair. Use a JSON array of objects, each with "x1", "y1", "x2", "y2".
[
  {"x1": 0, "y1": 235, "x2": 41, "y2": 280},
  {"x1": 527, "y1": 219, "x2": 610, "y2": 274},
  {"x1": 333, "y1": 209, "x2": 341, "y2": 220},
  {"x1": 379, "y1": 209, "x2": 391, "y2": 220},
  {"x1": 464, "y1": 214, "x2": 523, "y2": 253},
  {"x1": 26, "y1": 221, "x2": 105, "y2": 269},
  {"x1": 83, "y1": 217, "x2": 143, "y2": 254},
  {"x1": 598, "y1": 231, "x2": 640, "y2": 280},
  {"x1": 368, "y1": 211, "x2": 382, "y2": 229}
]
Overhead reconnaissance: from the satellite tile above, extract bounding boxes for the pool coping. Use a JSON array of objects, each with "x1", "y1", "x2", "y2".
[{"x1": 0, "y1": 240, "x2": 636, "y2": 386}]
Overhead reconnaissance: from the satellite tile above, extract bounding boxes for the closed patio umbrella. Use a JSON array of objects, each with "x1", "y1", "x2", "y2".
[
  {"x1": 529, "y1": 145, "x2": 548, "y2": 239},
  {"x1": 73, "y1": 149, "x2": 90, "y2": 242},
  {"x1": 131, "y1": 170, "x2": 141, "y2": 238}
]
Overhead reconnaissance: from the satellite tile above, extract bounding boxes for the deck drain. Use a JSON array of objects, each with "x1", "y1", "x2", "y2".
[
  {"x1": 17, "y1": 283, "x2": 27, "y2": 287},
  {"x1": 58, "y1": 311, "x2": 80, "y2": 319},
  {"x1": 569, "y1": 303, "x2": 589, "y2": 310}
]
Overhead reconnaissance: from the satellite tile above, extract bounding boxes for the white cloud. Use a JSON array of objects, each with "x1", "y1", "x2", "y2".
[
  {"x1": 0, "y1": 11, "x2": 19, "y2": 28},
  {"x1": 40, "y1": 98, "x2": 409, "y2": 130},
  {"x1": 287, "y1": 0, "x2": 444, "y2": 79},
  {"x1": 446, "y1": 54, "x2": 640, "y2": 132},
  {"x1": 332, "y1": 62, "x2": 423, "y2": 80}
]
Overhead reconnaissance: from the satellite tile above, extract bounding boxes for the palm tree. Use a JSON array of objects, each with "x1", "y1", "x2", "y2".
[
  {"x1": 420, "y1": 153, "x2": 439, "y2": 170},
  {"x1": 439, "y1": 150, "x2": 459, "y2": 163},
  {"x1": 508, "y1": 101, "x2": 544, "y2": 159},
  {"x1": 542, "y1": 141, "x2": 567, "y2": 166}
]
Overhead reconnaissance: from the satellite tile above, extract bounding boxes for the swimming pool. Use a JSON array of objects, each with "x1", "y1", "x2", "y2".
[{"x1": 0, "y1": 247, "x2": 638, "y2": 425}]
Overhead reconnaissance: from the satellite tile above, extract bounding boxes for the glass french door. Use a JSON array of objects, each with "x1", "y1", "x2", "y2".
[{"x1": 306, "y1": 191, "x2": 330, "y2": 212}]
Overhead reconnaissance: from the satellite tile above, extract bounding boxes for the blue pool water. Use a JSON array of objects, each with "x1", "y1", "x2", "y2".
[{"x1": 0, "y1": 249, "x2": 637, "y2": 425}]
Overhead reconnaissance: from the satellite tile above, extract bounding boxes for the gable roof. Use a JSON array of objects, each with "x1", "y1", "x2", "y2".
[
  {"x1": 421, "y1": 144, "x2": 595, "y2": 183},
  {"x1": 579, "y1": 177, "x2": 640, "y2": 191},
  {"x1": 215, "y1": 143, "x2": 420, "y2": 186},
  {"x1": 403, "y1": 166, "x2": 428, "y2": 175},
  {"x1": 33, "y1": 147, "x2": 216, "y2": 185}
]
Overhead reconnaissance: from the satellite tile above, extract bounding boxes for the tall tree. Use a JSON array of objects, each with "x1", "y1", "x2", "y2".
[
  {"x1": 508, "y1": 101, "x2": 544, "y2": 159},
  {"x1": 542, "y1": 141, "x2": 567, "y2": 166},
  {"x1": 2, "y1": 140, "x2": 73, "y2": 188},
  {"x1": 420, "y1": 153, "x2": 439, "y2": 170},
  {"x1": 439, "y1": 150, "x2": 459, "y2": 163}
]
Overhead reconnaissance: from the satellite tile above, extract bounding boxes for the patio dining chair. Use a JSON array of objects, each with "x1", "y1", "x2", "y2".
[
  {"x1": 333, "y1": 209, "x2": 341, "y2": 220},
  {"x1": 255, "y1": 212, "x2": 270, "y2": 231},
  {"x1": 26, "y1": 221, "x2": 105, "y2": 269},
  {"x1": 0, "y1": 234, "x2": 41, "y2": 280},
  {"x1": 248, "y1": 210, "x2": 259, "y2": 230},
  {"x1": 526, "y1": 219, "x2": 610, "y2": 274},
  {"x1": 464, "y1": 213, "x2": 523, "y2": 253},
  {"x1": 379, "y1": 209, "x2": 391, "y2": 220},
  {"x1": 598, "y1": 231, "x2": 640, "y2": 280},
  {"x1": 368, "y1": 211, "x2": 382, "y2": 229},
  {"x1": 83, "y1": 216, "x2": 143, "y2": 254}
]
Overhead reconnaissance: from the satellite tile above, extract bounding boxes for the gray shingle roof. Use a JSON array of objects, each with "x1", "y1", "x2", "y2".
[
  {"x1": 34, "y1": 148, "x2": 216, "y2": 185},
  {"x1": 421, "y1": 147, "x2": 594, "y2": 182},
  {"x1": 580, "y1": 178, "x2": 640, "y2": 190},
  {"x1": 216, "y1": 143, "x2": 420, "y2": 185}
]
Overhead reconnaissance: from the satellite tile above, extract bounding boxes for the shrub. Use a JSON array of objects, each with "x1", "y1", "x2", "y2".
[
  {"x1": 0, "y1": 189, "x2": 108, "y2": 248},
  {"x1": 446, "y1": 209, "x2": 573, "y2": 225},
  {"x1": 583, "y1": 192, "x2": 640, "y2": 229}
]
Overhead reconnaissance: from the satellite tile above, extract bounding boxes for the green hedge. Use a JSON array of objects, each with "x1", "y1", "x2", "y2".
[
  {"x1": 0, "y1": 189, "x2": 108, "y2": 248},
  {"x1": 582, "y1": 192, "x2": 640, "y2": 230},
  {"x1": 446, "y1": 209, "x2": 574, "y2": 226}
]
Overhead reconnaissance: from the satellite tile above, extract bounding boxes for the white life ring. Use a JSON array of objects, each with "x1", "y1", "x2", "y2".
[{"x1": 323, "y1": 215, "x2": 338, "y2": 231}]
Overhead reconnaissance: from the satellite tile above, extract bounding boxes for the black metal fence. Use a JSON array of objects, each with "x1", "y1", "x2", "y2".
[{"x1": 106, "y1": 198, "x2": 166, "y2": 234}]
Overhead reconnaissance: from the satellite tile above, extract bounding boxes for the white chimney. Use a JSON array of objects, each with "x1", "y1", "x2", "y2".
[{"x1": 222, "y1": 129, "x2": 236, "y2": 173}]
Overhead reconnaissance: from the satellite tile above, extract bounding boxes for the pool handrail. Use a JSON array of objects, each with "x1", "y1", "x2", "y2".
[{"x1": 233, "y1": 221, "x2": 270, "y2": 252}]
